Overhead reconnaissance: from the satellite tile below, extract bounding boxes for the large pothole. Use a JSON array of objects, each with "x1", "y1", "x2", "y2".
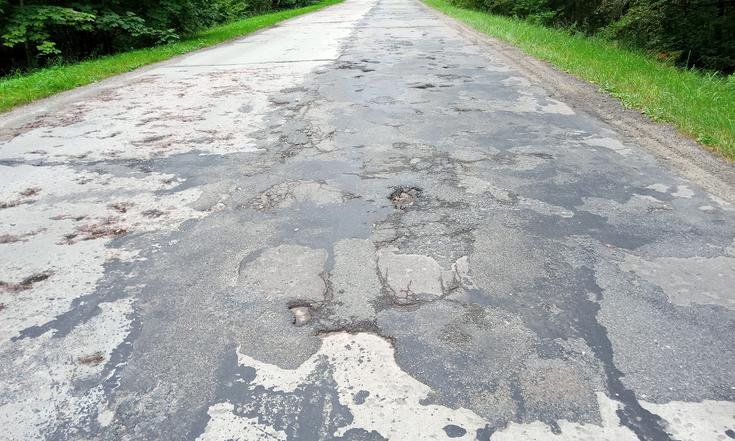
[{"x1": 389, "y1": 186, "x2": 421, "y2": 209}]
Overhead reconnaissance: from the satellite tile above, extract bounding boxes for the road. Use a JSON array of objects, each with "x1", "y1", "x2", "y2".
[{"x1": 1, "y1": 0, "x2": 734, "y2": 439}]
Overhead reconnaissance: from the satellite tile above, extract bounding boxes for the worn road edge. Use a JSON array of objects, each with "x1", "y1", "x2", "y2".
[
  {"x1": 420, "y1": 0, "x2": 735, "y2": 203},
  {"x1": 0, "y1": 0, "x2": 344, "y2": 125}
]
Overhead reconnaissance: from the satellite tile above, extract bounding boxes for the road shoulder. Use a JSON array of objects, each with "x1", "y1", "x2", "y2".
[{"x1": 421, "y1": 0, "x2": 735, "y2": 202}]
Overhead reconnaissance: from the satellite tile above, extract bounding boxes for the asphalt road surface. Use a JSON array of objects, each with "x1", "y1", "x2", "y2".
[{"x1": 1, "y1": 0, "x2": 734, "y2": 439}]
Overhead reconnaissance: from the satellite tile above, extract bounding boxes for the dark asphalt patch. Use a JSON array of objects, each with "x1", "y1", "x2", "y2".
[{"x1": 442, "y1": 424, "x2": 467, "y2": 437}]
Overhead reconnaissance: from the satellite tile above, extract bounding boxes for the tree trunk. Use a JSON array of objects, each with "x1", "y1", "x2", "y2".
[{"x1": 19, "y1": 0, "x2": 32, "y2": 67}]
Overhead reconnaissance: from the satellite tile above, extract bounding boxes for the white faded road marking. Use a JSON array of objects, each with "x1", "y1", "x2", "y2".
[{"x1": 199, "y1": 332, "x2": 655, "y2": 440}]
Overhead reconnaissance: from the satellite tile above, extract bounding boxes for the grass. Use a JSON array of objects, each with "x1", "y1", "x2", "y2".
[
  {"x1": 424, "y1": 0, "x2": 735, "y2": 160},
  {"x1": 0, "y1": 0, "x2": 342, "y2": 113}
]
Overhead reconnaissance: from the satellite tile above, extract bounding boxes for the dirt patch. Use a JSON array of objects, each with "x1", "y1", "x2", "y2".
[
  {"x1": 410, "y1": 82, "x2": 436, "y2": 89},
  {"x1": 0, "y1": 188, "x2": 41, "y2": 209},
  {"x1": 62, "y1": 217, "x2": 128, "y2": 243},
  {"x1": 0, "y1": 270, "x2": 54, "y2": 293},
  {"x1": 49, "y1": 214, "x2": 87, "y2": 221},
  {"x1": 0, "y1": 229, "x2": 45, "y2": 244},
  {"x1": 19, "y1": 187, "x2": 41, "y2": 197},
  {"x1": 389, "y1": 186, "x2": 422, "y2": 209},
  {"x1": 142, "y1": 209, "x2": 166, "y2": 218},
  {"x1": 109, "y1": 202, "x2": 134, "y2": 213},
  {"x1": 78, "y1": 352, "x2": 105, "y2": 365},
  {"x1": 0, "y1": 199, "x2": 32, "y2": 210},
  {"x1": 336, "y1": 61, "x2": 376, "y2": 73},
  {"x1": 89, "y1": 89, "x2": 119, "y2": 103}
]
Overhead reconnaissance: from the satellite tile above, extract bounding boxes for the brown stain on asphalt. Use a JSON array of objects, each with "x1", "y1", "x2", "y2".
[
  {"x1": 78, "y1": 352, "x2": 105, "y2": 366},
  {"x1": 0, "y1": 270, "x2": 54, "y2": 293}
]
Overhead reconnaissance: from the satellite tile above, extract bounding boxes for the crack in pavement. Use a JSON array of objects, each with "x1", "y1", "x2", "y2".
[{"x1": 1, "y1": 0, "x2": 734, "y2": 439}]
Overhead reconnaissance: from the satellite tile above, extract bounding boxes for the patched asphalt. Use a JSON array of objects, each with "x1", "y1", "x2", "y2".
[{"x1": 1, "y1": 0, "x2": 734, "y2": 439}]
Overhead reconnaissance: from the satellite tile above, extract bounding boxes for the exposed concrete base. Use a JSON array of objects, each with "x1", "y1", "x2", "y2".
[{"x1": 1, "y1": 0, "x2": 733, "y2": 439}]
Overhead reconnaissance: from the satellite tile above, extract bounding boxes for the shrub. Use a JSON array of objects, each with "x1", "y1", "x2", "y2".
[
  {"x1": 447, "y1": 0, "x2": 735, "y2": 73},
  {"x1": 0, "y1": 0, "x2": 318, "y2": 74}
]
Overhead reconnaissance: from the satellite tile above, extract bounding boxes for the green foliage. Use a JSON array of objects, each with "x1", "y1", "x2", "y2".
[
  {"x1": 0, "y1": 0, "x2": 319, "y2": 73},
  {"x1": 0, "y1": 0, "x2": 342, "y2": 112},
  {"x1": 598, "y1": 0, "x2": 735, "y2": 72},
  {"x1": 2, "y1": 6, "x2": 95, "y2": 56},
  {"x1": 447, "y1": 0, "x2": 735, "y2": 73}
]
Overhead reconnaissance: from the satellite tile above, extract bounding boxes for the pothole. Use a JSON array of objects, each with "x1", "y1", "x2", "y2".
[
  {"x1": 389, "y1": 187, "x2": 421, "y2": 209},
  {"x1": 289, "y1": 304, "x2": 312, "y2": 327}
]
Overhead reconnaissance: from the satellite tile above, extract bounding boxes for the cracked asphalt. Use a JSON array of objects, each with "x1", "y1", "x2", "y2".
[{"x1": 1, "y1": 0, "x2": 734, "y2": 439}]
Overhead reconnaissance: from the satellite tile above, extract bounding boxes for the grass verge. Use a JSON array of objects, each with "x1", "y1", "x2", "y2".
[
  {"x1": 0, "y1": 0, "x2": 342, "y2": 113},
  {"x1": 424, "y1": 0, "x2": 735, "y2": 160}
]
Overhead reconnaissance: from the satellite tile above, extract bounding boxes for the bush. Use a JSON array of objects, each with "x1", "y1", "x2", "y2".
[
  {"x1": 448, "y1": 0, "x2": 735, "y2": 73},
  {"x1": 0, "y1": 0, "x2": 317, "y2": 74}
]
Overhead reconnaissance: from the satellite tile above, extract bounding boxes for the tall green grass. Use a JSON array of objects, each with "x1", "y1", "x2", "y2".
[
  {"x1": 424, "y1": 0, "x2": 735, "y2": 160},
  {"x1": 0, "y1": 0, "x2": 342, "y2": 113}
]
